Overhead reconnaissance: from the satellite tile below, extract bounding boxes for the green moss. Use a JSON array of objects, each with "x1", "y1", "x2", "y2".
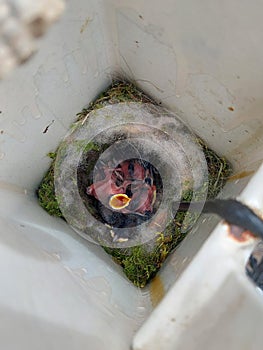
[
  {"x1": 37, "y1": 80, "x2": 232, "y2": 288},
  {"x1": 75, "y1": 81, "x2": 156, "y2": 123},
  {"x1": 47, "y1": 152, "x2": 57, "y2": 160},
  {"x1": 101, "y1": 192, "x2": 193, "y2": 288},
  {"x1": 75, "y1": 140, "x2": 101, "y2": 153},
  {"x1": 197, "y1": 138, "x2": 232, "y2": 199},
  {"x1": 37, "y1": 159, "x2": 63, "y2": 218}
]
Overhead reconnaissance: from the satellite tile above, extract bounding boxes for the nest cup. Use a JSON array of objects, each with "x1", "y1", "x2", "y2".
[{"x1": 54, "y1": 102, "x2": 208, "y2": 248}]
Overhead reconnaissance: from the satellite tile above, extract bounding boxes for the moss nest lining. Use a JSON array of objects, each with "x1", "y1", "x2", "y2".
[{"x1": 37, "y1": 81, "x2": 232, "y2": 288}]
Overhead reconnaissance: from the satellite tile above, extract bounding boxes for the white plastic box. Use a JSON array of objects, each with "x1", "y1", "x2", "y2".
[{"x1": 1, "y1": 1, "x2": 263, "y2": 349}]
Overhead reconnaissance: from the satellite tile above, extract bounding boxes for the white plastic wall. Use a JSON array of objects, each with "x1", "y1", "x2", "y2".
[
  {"x1": 1, "y1": 1, "x2": 263, "y2": 349},
  {"x1": 0, "y1": 1, "x2": 151, "y2": 349}
]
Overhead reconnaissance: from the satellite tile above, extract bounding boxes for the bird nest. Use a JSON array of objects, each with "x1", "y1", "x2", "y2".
[{"x1": 37, "y1": 81, "x2": 232, "y2": 287}]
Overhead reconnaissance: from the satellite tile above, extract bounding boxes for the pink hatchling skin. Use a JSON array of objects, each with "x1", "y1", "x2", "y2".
[{"x1": 87, "y1": 160, "x2": 156, "y2": 215}]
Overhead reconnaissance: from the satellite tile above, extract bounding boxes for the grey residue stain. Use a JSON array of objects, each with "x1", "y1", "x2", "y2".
[
  {"x1": 8, "y1": 121, "x2": 26, "y2": 143},
  {"x1": 181, "y1": 73, "x2": 236, "y2": 128},
  {"x1": 118, "y1": 58, "x2": 163, "y2": 95},
  {"x1": 35, "y1": 94, "x2": 67, "y2": 131},
  {"x1": 119, "y1": 47, "x2": 172, "y2": 94},
  {"x1": 0, "y1": 181, "x2": 27, "y2": 194},
  {"x1": 118, "y1": 8, "x2": 171, "y2": 49},
  {"x1": 182, "y1": 36, "x2": 220, "y2": 60},
  {"x1": 170, "y1": 45, "x2": 189, "y2": 96},
  {"x1": 22, "y1": 105, "x2": 41, "y2": 121},
  {"x1": 0, "y1": 110, "x2": 4, "y2": 159},
  {"x1": 229, "y1": 124, "x2": 263, "y2": 166},
  {"x1": 117, "y1": 9, "x2": 178, "y2": 98},
  {"x1": 0, "y1": 104, "x2": 43, "y2": 161},
  {"x1": 0, "y1": 106, "x2": 33, "y2": 145},
  {"x1": 120, "y1": 53, "x2": 136, "y2": 81},
  {"x1": 120, "y1": 9, "x2": 168, "y2": 47},
  {"x1": 135, "y1": 78, "x2": 165, "y2": 93},
  {"x1": 63, "y1": 49, "x2": 89, "y2": 94},
  {"x1": 71, "y1": 274, "x2": 116, "y2": 318},
  {"x1": 143, "y1": 22, "x2": 167, "y2": 46},
  {"x1": 33, "y1": 63, "x2": 73, "y2": 130}
]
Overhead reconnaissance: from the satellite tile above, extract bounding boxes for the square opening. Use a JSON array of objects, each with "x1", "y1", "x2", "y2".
[{"x1": 1, "y1": 1, "x2": 263, "y2": 349}]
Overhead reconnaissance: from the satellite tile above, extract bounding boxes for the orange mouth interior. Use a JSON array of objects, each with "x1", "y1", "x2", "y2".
[{"x1": 109, "y1": 194, "x2": 131, "y2": 210}]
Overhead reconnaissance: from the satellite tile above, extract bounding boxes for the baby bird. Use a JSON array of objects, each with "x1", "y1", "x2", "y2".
[{"x1": 86, "y1": 159, "x2": 157, "y2": 221}]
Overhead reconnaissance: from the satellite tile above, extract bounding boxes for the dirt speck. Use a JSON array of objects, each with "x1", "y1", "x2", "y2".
[
  {"x1": 228, "y1": 106, "x2": 234, "y2": 111},
  {"x1": 80, "y1": 17, "x2": 92, "y2": 34},
  {"x1": 43, "y1": 120, "x2": 54, "y2": 134}
]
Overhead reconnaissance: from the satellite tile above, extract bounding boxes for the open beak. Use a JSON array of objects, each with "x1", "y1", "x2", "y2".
[{"x1": 109, "y1": 193, "x2": 131, "y2": 210}]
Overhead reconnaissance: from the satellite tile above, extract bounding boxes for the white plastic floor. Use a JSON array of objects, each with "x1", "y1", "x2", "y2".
[{"x1": 1, "y1": 1, "x2": 263, "y2": 349}]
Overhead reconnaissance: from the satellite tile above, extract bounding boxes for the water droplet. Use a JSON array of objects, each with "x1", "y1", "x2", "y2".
[
  {"x1": 137, "y1": 306, "x2": 146, "y2": 311},
  {"x1": 82, "y1": 65, "x2": 88, "y2": 74},
  {"x1": 17, "y1": 118, "x2": 26, "y2": 126},
  {"x1": 182, "y1": 257, "x2": 188, "y2": 264},
  {"x1": 52, "y1": 252, "x2": 61, "y2": 260},
  {"x1": 63, "y1": 265, "x2": 71, "y2": 272},
  {"x1": 63, "y1": 73, "x2": 69, "y2": 82},
  {"x1": 136, "y1": 306, "x2": 147, "y2": 317}
]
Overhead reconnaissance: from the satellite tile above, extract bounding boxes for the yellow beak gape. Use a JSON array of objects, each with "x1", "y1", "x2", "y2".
[{"x1": 109, "y1": 194, "x2": 131, "y2": 210}]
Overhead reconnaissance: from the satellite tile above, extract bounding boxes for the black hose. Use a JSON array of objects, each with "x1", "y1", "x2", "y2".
[{"x1": 177, "y1": 199, "x2": 263, "y2": 240}]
